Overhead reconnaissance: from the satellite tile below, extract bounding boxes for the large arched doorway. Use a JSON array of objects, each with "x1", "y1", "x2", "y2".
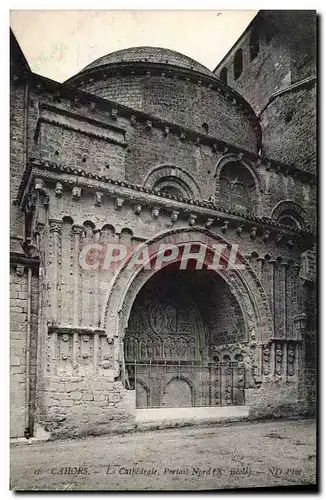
[{"x1": 124, "y1": 263, "x2": 248, "y2": 409}]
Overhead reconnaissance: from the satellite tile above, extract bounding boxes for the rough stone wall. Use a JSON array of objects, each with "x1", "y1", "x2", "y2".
[
  {"x1": 258, "y1": 164, "x2": 316, "y2": 222},
  {"x1": 10, "y1": 30, "x2": 316, "y2": 437},
  {"x1": 10, "y1": 266, "x2": 28, "y2": 438},
  {"x1": 27, "y1": 85, "x2": 129, "y2": 181},
  {"x1": 125, "y1": 125, "x2": 216, "y2": 199},
  {"x1": 25, "y1": 78, "x2": 315, "y2": 221},
  {"x1": 37, "y1": 378, "x2": 135, "y2": 438},
  {"x1": 26, "y1": 176, "x2": 313, "y2": 435},
  {"x1": 214, "y1": 13, "x2": 316, "y2": 179},
  {"x1": 10, "y1": 78, "x2": 27, "y2": 242},
  {"x1": 260, "y1": 83, "x2": 316, "y2": 174},
  {"x1": 38, "y1": 121, "x2": 126, "y2": 179},
  {"x1": 215, "y1": 24, "x2": 291, "y2": 115},
  {"x1": 80, "y1": 74, "x2": 144, "y2": 109},
  {"x1": 78, "y1": 72, "x2": 260, "y2": 153},
  {"x1": 10, "y1": 264, "x2": 39, "y2": 438}
]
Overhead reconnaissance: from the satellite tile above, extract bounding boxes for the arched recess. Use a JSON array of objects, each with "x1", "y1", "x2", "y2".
[
  {"x1": 214, "y1": 154, "x2": 264, "y2": 216},
  {"x1": 143, "y1": 164, "x2": 201, "y2": 200},
  {"x1": 162, "y1": 376, "x2": 194, "y2": 408},
  {"x1": 101, "y1": 227, "x2": 274, "y2": 382},
  {"x1": 270, "y1": 200, "x2": 306, "y2": 229}
]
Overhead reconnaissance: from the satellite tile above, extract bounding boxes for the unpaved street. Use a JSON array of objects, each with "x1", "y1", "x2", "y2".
[{"x1": 10, "y1": 419, "x2": 316, "y2": 491}]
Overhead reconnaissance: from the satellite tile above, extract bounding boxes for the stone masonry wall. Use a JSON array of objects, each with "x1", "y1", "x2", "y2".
[
  {"x1": 37, "y1": 378, "x2": 135, "y2": 438},
  {"x1": 215, "y1": 23, "x2": 291, "y2": 115},
  {"x1": 10, "y1": 32, "x2": 316, "y2": 437},
  {"x1": 78, "y1": 72, "x2": 260, "y2": 153},
  {"x1": 25, "y1": 78, "x2": 315, "y2": 221},
  {"x1": 260, "y1": 83, "x2": 316, "y2": 174},
  {"x1": 10, "y1": 264, "x2": 39, "y2": 438},
  {"x1": 10, "y1": 78, "x2": 27, "y2": 242},
  {"x1": 10, "y1": 266, "x2": 28, "y2": 438}
]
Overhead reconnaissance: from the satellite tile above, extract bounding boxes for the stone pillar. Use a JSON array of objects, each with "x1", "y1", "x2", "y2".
[
  {"x1": 269, "y1": 259, "x2": 277, "y2": 327},
  {"x1": 48, "y1": 220, "x2": 62, "y2": 375},
  {"x1": 274, "y1": 261, "x2": 287, "y2": 339},
  {"x1": 72, "y1": 224, "x2": 83, "y2": 368},
  {"x1": 48, "y1": 219, "x2": 62, "y2": 324}
]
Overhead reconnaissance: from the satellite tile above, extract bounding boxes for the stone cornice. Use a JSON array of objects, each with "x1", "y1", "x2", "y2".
[
  {"x1": 270, "y1": 75, "x2": 316, "y2": 99},
  {"x1": 36, "y1": 102, "x2": 127, "y2": 138},
  {"x1": 10, "y1": 252, "x2": 40, "y2": 268},
  {"x1": 65, "y1": 61, "x2": 259, "y2": 124},
  {"x1": 19, "y1": 160, "x2": 315, "y2": 244},
  {"x1": 15, "y1": 71, "x2": 315, "y2": 183},
  {"x1": 30, "y1": 70, "x2": 262, "y2": 153},
  {"x1": 48, "y1": 325, "x2": 106, "y2": 336},
  {"x1": 258, "y1": 75, "x2": 316, "y2": 117}
]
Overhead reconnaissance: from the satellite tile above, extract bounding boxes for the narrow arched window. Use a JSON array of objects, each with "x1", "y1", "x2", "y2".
[
  {"x1": 249, "y1": 29, "x2": 259, "y2": 61},
  {"x1": 220, "y1": 67, "x2": 228, "y2": 84},
  {"x1": 217, "y1": 161, "x2": 256, "y2": 216},
  {"x1": 233, "y1": 49, "x2": 243, "y2": 80}
]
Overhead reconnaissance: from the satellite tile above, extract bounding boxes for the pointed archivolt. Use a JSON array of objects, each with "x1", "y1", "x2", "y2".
[{"x1": 101, "y1": 227, "x2": 274, "y2": 381}]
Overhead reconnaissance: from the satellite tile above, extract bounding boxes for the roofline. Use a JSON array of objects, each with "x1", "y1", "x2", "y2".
[
  {"x1": 10, "y1": 28, "x2": 32, "y2": 73},
  {"x1": 213, "y1": 11, "x2": 262, "y2": 73},
  {"x1": 63, "y1": 61, "x2": 260, "y2": 132},
  {"x1": 79, "y1": 45, "x2": 214, "y2": 77},
  {"x1": 65, "y1": 59, "x2": 216, "y2": 86}
]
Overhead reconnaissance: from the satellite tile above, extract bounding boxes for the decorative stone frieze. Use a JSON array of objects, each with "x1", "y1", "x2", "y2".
[
  {"x1": 249, "y1": 226, "x2": 257, "y2": 240},
  {"x1": 115, "y1": 197, "x2": 124, "y2": 210},
  {"x1": 151, "y1": 207, "x2": 160, "y2": 218},
  {"x1": 71, "y1": 224, "x2": 84, "y2": 235},
  {"x1": 171, "y1": 210, "x2": 179, "y2": 223},
  {"x1": 221, "y1": 221, "x2": 229, "y2": 233},
  {"x1": 188, "y1": 213, "x2": 197, "y2": 226},
  {"x1": 49, "y1": 219, "x2": 62, "y2": 233},
  {"x1": 130, "y1": 115, "x2": 137, "y2": 126},
  {"x1": 133, "y1": 204, "x2": 142, "y2": 215},
  {"x1": 205, "y1": 217, "x2": 215, "y2": 228},
  {"x1": 262, "y1": 230, "x2": 270, "y2": 241},
  {"x1": 94, "y1": 192, "x2": 103, "y2": 206},
  {"x1": 55, "y1": 182, "x2": 63, "y2": 197},
  {"x1": 72, "y1": 186, "x2": 81, "y2": 200},
  {"x1": 111, "y1": 108, "x2": 118, "y2": 120}
]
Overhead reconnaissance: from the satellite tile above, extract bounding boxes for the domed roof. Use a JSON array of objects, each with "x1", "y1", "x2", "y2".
[{"x1": 78, "y1": 46, "x2": 217, "y2": 78}]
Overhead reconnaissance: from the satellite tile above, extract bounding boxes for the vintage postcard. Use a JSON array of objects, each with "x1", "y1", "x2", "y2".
[{"x1": 9, "y1": 9, "x2": 317, "y2": 492}]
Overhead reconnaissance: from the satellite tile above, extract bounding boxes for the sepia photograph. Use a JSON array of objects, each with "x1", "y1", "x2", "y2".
[{"x1": 9, "y1": 8, "x2": 317, "y2": 492}]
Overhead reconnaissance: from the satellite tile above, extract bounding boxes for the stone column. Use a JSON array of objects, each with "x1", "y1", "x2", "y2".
[
  {"x1": 72, "y1": 224, "x2": 83, "y2": 369},
  {"x1": 48, "y1": 220, "x2": 62, "y2": 375},
  {"x1": 270, "y1": 259, "x2": 277, "y2": 320},
  {"x1": 274, "y1": 261, "x2": 287, "y2": 339},
  {"x1": 48, "y1": 219, "x2": 62, "y2": 324},
  {"x1": 93, "y1": 229, "x2": 101, "y2": 373}
]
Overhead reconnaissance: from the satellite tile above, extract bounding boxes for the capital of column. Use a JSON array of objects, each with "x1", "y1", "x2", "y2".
[
  {"x1": 49, "y1": 219, "x2": 62, "y2": 233},
  {"x1": 72, "y1": 224, "x2": 84, "y2": 236}
]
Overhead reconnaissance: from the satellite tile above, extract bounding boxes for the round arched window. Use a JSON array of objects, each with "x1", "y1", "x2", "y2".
[
  {"x1": 278, "y1": 215, "x2": 301, "y2": 229},
  {"x1": 218, "y1": 162, "x2": 255, "y2": 215}
]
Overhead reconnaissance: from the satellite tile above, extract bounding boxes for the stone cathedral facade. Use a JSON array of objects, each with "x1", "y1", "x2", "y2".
[{"x1": 10, "y1": 11, "x2": 316, "y2": 439}]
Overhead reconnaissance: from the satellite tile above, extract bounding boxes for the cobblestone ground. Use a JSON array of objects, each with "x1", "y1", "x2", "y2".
[{"x1": 10, "y1": 419, "x2": 316, "y2": 491}]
